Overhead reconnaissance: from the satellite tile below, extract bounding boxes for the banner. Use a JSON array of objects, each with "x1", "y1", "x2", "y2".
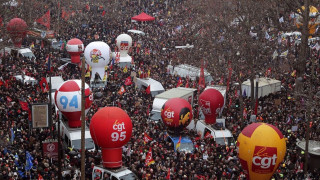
[
  {"x1": 32, "y1": 104, "x2": 49, "y2": 128},
  {"x1": 42, "y1": 140, "x2": 58, "y2": 160},
  {"x1": 144, "y1": 132, "x2": 153, "y2": 145}
]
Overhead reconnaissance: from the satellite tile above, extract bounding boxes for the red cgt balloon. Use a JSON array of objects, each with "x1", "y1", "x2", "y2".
[
  {"x1": 90, "y1": 107, "x2": 132, "y2": 168},
  {"x1": 161, "y1": 98, "x2": 193, "y2": 132},
  {"x1": 199, "y1": 89, "x2": 224, "y2": 124},
  {"x1": 6, "y1": 18, "x2": 28, "y2": 48}
]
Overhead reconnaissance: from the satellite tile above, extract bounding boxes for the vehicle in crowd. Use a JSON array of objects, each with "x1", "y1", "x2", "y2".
[
  {"x1": 194, "y1": 118, "x2": 235, "y2": 147},
  {"x1": 136, "y1": 77, "x2": 165, "y2": 97},
  {"x1": 150, "y1": 87, "x2": 197, "y2": 121},
  {"x1": 2, "y1": 47, "x2": 36, "y2": 60},
  {"x1": 14, "y1": 74, "x2": 38, "y2": 85},
  {"x1": 59, "y1": 119, "x2": 96, "y2": 152},
  {"x1": 167, "y1": 64, "x2": 213, "y2": 84},
  {"x1": 92, "y1": 166, "x2": 138, "y2": 180},
  {"x1": 166, "y1": 135, "x2": 195, "y2": 153}
]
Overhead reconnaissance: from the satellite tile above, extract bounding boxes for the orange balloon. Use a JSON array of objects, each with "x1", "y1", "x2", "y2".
[{"x1": 237, "y1": 123, "x2": 286, "y2": 180}]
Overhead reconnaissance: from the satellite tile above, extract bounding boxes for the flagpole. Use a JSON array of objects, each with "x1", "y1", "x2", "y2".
[{"x1": 80, "y1": 56, "x2": 86, "y2": 180}]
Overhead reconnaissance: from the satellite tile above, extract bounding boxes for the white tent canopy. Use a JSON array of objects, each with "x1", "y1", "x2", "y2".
[{"x1": 241, "y1": 77, "x2": 281, "y2": 98}]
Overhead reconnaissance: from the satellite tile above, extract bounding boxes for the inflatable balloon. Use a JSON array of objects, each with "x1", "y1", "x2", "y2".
[
  {"x1": 84, "y1": 41, "x2": 111, "y2": 81},
  {"x1": 161, "y1": 98, "x2": 193, "y2": 132},
  {"x1": 237, "y1": 123, "x2": 286, "y2": 180},
  {"x1": 54, "y1": 80, "x2": 93, "y2": 128},
  {"x1": 296, "y1": 6, "x2": 320, "y2": 35},
  {"x1": 116, "y1": 34, "x2": 132, "y2": 57},
  {"x1": 66, "y1": 38, "x2": 84, "y2": 63},
  {"x1": 6, "y1": 18, "x2": 28, "y2": 48},
  {"x1": 90, "y1": 107, "x2": 132, "y2": 168},
  {"x1": 198, "y1": 89, "x2": 224, "y2": 124}
]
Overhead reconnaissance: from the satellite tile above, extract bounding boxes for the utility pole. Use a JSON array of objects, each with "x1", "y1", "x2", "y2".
[
  {"x1": 80, "y1": 57, "x2": 86, "y2": 180},
  {"x1": 58, "y1": 112, "x2": 62, "y2": 180}
]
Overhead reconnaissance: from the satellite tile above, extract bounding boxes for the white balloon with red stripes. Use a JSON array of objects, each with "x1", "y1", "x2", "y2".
[
  {"x1": 66, "y1": 38, "x2": 84, "y2": 63},
  {"x1": 54, "y1": 79, "x2": 93, "y2": 128}
]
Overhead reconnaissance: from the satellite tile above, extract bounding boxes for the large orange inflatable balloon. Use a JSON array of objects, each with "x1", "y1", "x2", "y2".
[{"x1": 237, "y1": 123, "x2": 286, "y2": 180}]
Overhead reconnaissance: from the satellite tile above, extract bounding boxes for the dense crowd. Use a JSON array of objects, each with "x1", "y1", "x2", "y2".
[{"x1": 0, "y1": 0, "x2": 320, "y2": 179}]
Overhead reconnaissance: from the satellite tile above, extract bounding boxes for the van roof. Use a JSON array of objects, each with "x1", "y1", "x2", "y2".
[
  {"x1": 155, "y1": 87, "x2": 196, "y2": 99},
  {"x1": 95, "y1": 165, "x2": 134, "y2": 176},
  {"x1": 137, "y1": 78, "x2": 164, "y2": 91},
  {"x1": 18, "y1": 48, "x2": 32, "y2": 53}
]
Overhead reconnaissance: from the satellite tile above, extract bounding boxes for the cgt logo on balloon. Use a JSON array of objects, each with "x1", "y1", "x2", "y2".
[
  {"x1": 252, "y1": 146, "x2": 277, "y2": 174},
  {"x1": 111, "y1": 120, "x2": 127, "y2": 142},
  {"x1": 162, "y1": 107, "x2": 174, "y2": 125},
  {"x1": 199, "y1": 99, "x2": 211, "y2": 115}
]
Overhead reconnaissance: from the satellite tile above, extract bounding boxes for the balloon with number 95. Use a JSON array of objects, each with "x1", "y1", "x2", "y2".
[{"x1": 90, "y1": 107, "x2": 132, "y2": 168}]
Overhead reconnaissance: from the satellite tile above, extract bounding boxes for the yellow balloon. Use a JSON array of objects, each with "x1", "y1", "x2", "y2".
[{"x1": 237, "y1": 123, "x2": 286, "y2": 180}]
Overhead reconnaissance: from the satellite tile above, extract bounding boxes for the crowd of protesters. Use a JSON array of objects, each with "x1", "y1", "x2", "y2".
[{"x1": 0, "y1": 0, "x2": 320, "y2": 179}]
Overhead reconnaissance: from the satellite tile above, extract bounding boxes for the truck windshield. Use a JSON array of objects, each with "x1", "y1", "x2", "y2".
[
  {"x1": 179, "y1": 143, "x2": 194, "y2": 153},
  {"x1": 215, "y1": 137, "x2": 235, "y2": 146},
  {"x1": 72, "y1": 138, "x2": 95, "y2": 150},
  {"x1": 119, "y1": 173, "x2": 138, "y2": 180},
  {"x1": 21, "y1": 52, "x2": 35, "y2": 59}
]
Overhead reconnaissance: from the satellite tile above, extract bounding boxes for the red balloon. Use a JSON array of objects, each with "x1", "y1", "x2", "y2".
[
  {"x1": 66, "y1": 38, "x2": 84, "y2": 63},
  {"x1": 90, "y1": 107, "x2": 132, "y2": 168},
  {"x1": 199, "y1": 89, "x2": 224, "y2": 124},
  {"x1": 6, "y1": 18, "x2": 28, "y2": 48},
  {"x1": 161, "y1": 98, "x2": 193, "y2": 132}
]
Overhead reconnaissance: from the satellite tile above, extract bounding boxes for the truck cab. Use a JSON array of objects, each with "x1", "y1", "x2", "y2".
[
  {"x1": 195, "y1": 119, "x2": 235, "y2": 147},
  {"x1": 92, "y1": 165, "x2": 138, "y2": 180},
  {"x1": 59, "y1": 119, "x2": 95, "y2": 152}
]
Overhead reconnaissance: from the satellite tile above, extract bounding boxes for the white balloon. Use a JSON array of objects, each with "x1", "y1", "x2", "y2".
[
  {"x1": 116, "y1": 34, "x2": 132, "y2": 57},
  {"x1": 84, "y1": 41, "x2": 111, "y2": 81}
]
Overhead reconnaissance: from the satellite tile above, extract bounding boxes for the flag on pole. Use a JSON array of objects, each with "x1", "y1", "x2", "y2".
[
  {"x1": 125, "y1": 76, "x2": 132, "y2": 86},
  {"x1": 272, "y1": 50, "x2": 278, "y2": 60},
  {"x1": 36, "y1": 10, "x2": 50, "y2": 30},
  {"x1": 102, "y1": 10, "x2": 106, "y2": 16},
  {"x1": 118, "y1": 86, "x2": 125, "y2": 95},
  {"x1": 176, "y1": 136, "x2": 182, "y2": 150},
  {"x1": 166, "y1": 168, "x2": 171, "y2": 180},
  {"x1": 176, "y1": 77, "x2": 182, "y2": 87},
  {"x1": 145, "y1": 147, "x2": 155, "y2": 166},
  {"x1": 19, "y1": 100, "x2": 29, "y2": 111},
  {"x1": 25, "y1": 151, "x2": 33, "y2": 171},
  {"x1": 145, "y1": 85, "x2": 151, "y2": 94},
  {"x1": 123, "y1": 65, "x2": 128, "y2": 73},
  {"x1": 10, "y1": 128, "x2": 15, "y2": 144},
  {"x1": 144, "y1": 132, "x2": 153, "y2": 145},
  {"x1": 39, "y1": 77, "x2": 49, "y2": 93},
  {"x1": 199, "y1": 60, "x2": 205, "y2": 89}
]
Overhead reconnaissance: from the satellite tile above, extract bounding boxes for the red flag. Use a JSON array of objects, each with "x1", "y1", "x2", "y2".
[
  {"x1": 38, "y1": 174, "x2": 44, "y2": 180},
  {"x1": 124, "y1": 76, "x2": 132, "y2": 86},
  {"x1": 166, "y1": 168, "x2": 170, "y2": 179},
  {"x1": 62, "y1": 8, "x2": 70, "y2": 20},
  {"x1": 176, "y1": 77, "x2": 182, "y2": 87},
  {"x1": 36, "y1": 10, "x2": 50, "y2": 30},
  {"x1": 205, "y1": 131, "x2": 213, "y2": 139},
  {"x1": 102, "y1": 10, "x2": 106, "y2": 16},
  {"x1": 118, "y1": 85, "x2": 125, "y2": 95},
  {"x1": 85, "y1": 4, "x2": 90, "y2": 11},
  {"x1": 199, "y1": 60, "x2": 205, "y2": 89},
  {"x1": 0, "y1": 80, "x2": 3, "y2": 86},
  {"x1": 185, "y1": 80, "x2": 189, "y2": 88},
  {"x1": 144, "y1": 132, "x2": 153, "y2": 145},
  {"x1": 6, "y1": 96, "x2": 12, "y2": 102},
  {"x1": 39, "y1": 77, "x2": 49, "y2": 93},
  {"x1": 146, "y1": 85, "x2": 151, "y2": 94},
  {"x1": 19, "y1": 100, "x2": 29, "y2": 111},
  {"x1": 145, "y1": 147, "x2": 155, "y2": 166}
]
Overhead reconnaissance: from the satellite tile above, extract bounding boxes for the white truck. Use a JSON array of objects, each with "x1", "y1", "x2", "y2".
[
  {"x1": 167, "y1": 64, "x2": 213, "y2": 84},
  {"x1": 150, "y1": 87, "x2": 197, "y2": 121},
  {"x1": 59, "y1": 119, "x2": 96, "y2": 152},
  {"x1": 92, "y1": 166, "x2": 138, "y2": 180},
  {"x1": 194, "y1": 118, "x2": 235, "y2": 147}
]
